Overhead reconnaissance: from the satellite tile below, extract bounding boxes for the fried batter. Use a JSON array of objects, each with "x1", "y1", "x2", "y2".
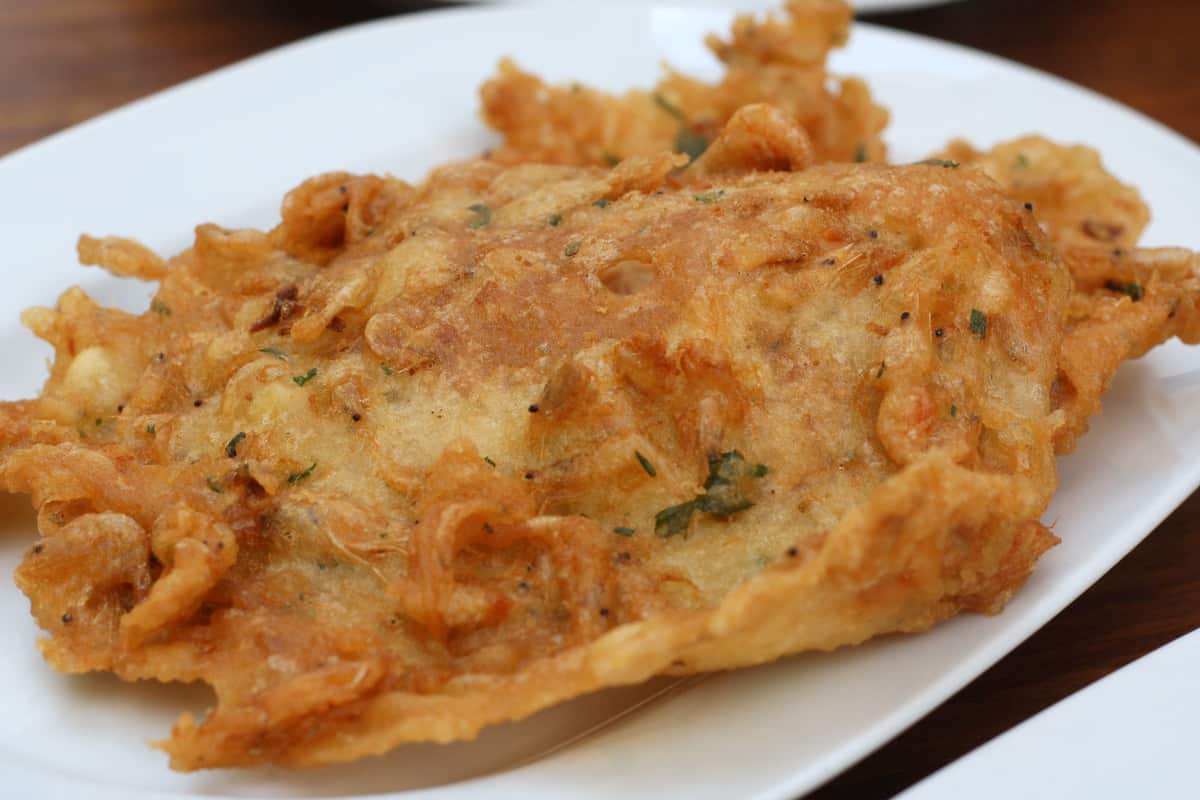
[
  {"x1": 480, "y1": 0, "x2": 888, "y2": 168},
  {"x1": 4, "y1": 157, "x2": 1081, "y2": 769},
  {"x1": 943, "y1": 136, "x2": 1200, "y2": 451}
]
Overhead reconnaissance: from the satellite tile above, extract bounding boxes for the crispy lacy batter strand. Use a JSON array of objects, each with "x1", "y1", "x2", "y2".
[
  {"x1": 480, "y1": 0, "x2": 887, "y2": 167},
  {"x1": 2, "y1": 158, "x2": 1086, "y2": 769},
  {"x1": 938, "y1": 136, "x2": 1148, "y2": 249},
  {"x1": 948, "y1": 135, "x2": 1200, "y2": 452},
  {"x1": 78, "y1": 234, "x2": 169, "y2": 281},
  {"x1": 1053, "y1": 245, "x2": 1200, "y2": 452}
]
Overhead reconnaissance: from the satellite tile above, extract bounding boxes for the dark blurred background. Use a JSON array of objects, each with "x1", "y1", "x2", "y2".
[
  {"x1": 1, "y1": 1, "x2": 1198, "y2": 797},
  {"x1": 2, "y1": 1, "x2": 1197, "y2": 157}
]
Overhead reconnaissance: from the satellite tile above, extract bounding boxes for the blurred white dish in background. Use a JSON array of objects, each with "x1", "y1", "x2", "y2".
[{"x1": 898, "y1": 628, "x2": 1200, "y2": 799}]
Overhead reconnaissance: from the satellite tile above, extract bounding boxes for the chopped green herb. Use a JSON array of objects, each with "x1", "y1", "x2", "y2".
[
  {"x1": 854, "y1": 143, "x2": 868, "y2": 163},
  {"x1": 287, "y1": 462, "x2": 317, "y2": 484},
  {"x1": 467, "y1": 203, "x2": 491, "y2": 229},
  {"x1": 382, "y1": 364, "x2": 394, "y2": 376},
  {"x1": 206, "y1": 477, "x2": 223, "y2": 494},
  {"x1": 918, "y1": 158, "x2": 960, "y2": 168},
  {"x1": 675, "y1": 130, "x2": 709, "y2": 162},
  {"x1": 603, "y1": 152, "x2": 621, "y2": 166},
  {"x1": 258, "y1": 347, "x2": 288, "y2": 360},
  {"x1": 225, "y1": 431, "x2": 246, "y2": 458},
  {"x1": 1104, "y1": 280, "x2": 1144, "y2": 301},
  {"x1": 655, "y1": 500, "x2": 696, "y2": 538},
  {"x1": 876, "y1": 362, "x2": 886, "y2": 379},
  {"x1": 548, "y1": 213, "x2": 562, "y2": 227},
  {"x1": 146, "y1": 424, "x2": 156, "y2": 435},
  {"x1": 695, "y1": 451, "x2": 759, "y2": 516},
  {"x1": 693, "y1": 189, "x2": 726, "y2": 204},
  {"x1": 483, "y1": 456, "x2": 496, "y2": 467},
  {"x1": 654, "y1": 451, "x2": 768, "y2": 535},
  {"x1": 613, "y1": 526, "x2": 636, "y2": 537},
  {"x1": 292, "y1": 368, "x2": 318, "y2": 386},
  {"x1": 653, "y1": 93, "x2": 685, "y2": 121},
  {"x1": 151, "y1": 301, "x2": 171, "y2": 316},
  {"x1": 1014, "y1": 153, "x2": 1030, "y2": 169},
  {"x1": 482, "y1": 522, "x2": 495, "y2": 534},
  {"x1": 592, "y1": 198, "x2": 612, "y2": 209},
  {"x1": 969, "y1": 308, "x2": 988, "y2": 339},
  {"x1": 564, "y1": 240, "x2": 581, "y2": 257},
  {"x1": 950, "y1": 404, "x2": 958, "y2": 417},
  {"x1": 635, "y1": 450, "x2": 657, "y2": 477}
]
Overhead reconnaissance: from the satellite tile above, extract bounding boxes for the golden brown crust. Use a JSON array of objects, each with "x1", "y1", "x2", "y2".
[
  {"x1": 2, "y1": 160, "x2": 1079, "y2": 769},
  {"x1": 480, "y1": 0, "x2": 887, "y2": 168}
]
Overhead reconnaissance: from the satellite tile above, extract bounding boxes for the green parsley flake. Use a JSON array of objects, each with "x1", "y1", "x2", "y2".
[
  {"x1": 548, "y1": 213, "x2": 562, "y2": 227},
  {"x1": 146, "y1": 424, "x2": 156, "y2": 435},
  {"x1": 655, "y1": 500, "x2": 696, "y2": 538},
  {"x1": 918, "y1": 158, "x2": 960, "y2": 168},
  {"x1": 151, "y1": 301, "x2": 171, "y2": 315},
  {"x1": 693, "y1": 189, "x2": 726, "y2": 204},
  {"x1": 876, "y1": 362, "x2": 886, "y2": 379},
  {"x1": 635, "y1": 450, "x2": 657, "y2": 477},
  {"x1": 1104, "y1": 280, "x2": 1144, "y2": 301},
  {"x1": 613, "y1": 526, "x2": 636, "y2": 537},
  {"x1": 854, "y1": 143, "x2": 868, "y2": 163},
  {"x1": 292, "y1": 368, "x2": 318, "y2": 386},
  {"x1": 258, "y1": 347, "x2": 288, "y2": 360},
  {"x1": 696, "y1": 451, "x2": 757, "y2": 515},
  {"x1": 287, "y1": 462, "x2": 317, "y2": 484},
  {"x1": 950, "y1": 404, "x2": 958, "y2": 417},
  {"x1": 675, "y1": 130, "x2": 709, "y2": 162},
  {"x1": 483, "y1": 456, "x2": 497, "y2": 467},
  {"x1": 564, "y1": 241, "x2": 581, "y2": 257},
  {"x1": 206, "y1": 477, "x2": 223, "y2": 494},
  {"x1": 603, "y1": 152, "x2": 621, "y2": 166},
  {"x1": 969, "y1": 309, "x2": 988, "y2": 339},
  {"x1": 225, "y1": 431, "x2": 246, "y2": 458},
  {"x1": 653, "y1": 451, "x2": 770, "y2": 537},
  {"x1": 593, "y1": 199, "x2": 611, "y2": 209},
  {"x1": 467, "y1": 203, "x2": 492, "y2": 229}
]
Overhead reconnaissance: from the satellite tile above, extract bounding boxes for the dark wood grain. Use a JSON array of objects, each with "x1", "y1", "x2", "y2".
[{"x1": 1, "y1": 1, "x2": 1198, "y2": 797}]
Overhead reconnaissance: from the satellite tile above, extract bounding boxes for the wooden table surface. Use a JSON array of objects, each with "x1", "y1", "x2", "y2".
[{"x1": 2, "y1": 0, "x2": 1198, "y2": 796}]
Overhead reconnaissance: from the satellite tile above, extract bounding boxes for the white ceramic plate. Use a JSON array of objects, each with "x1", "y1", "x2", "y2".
[
  {"x1": 898, "y1": 628, "x2": 1200, "y2": 799},
  {"x1": 1, "y1": 3, "x2": 1197, "y2": 799}
]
